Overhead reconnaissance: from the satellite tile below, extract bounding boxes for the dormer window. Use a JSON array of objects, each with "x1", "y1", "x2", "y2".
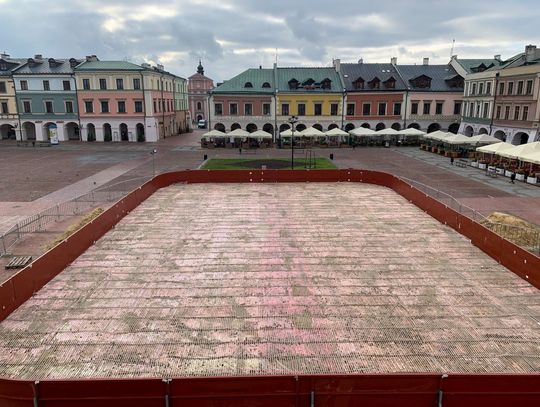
[
  {"x1": 321, "y1": 78, "x2": 332, "y2": 89},
  {"x1": 383, "y1": 77, "x2": 396, "y2": 89},
  {"x1": 302, "y1": 78, "x2": 315, "y2": 86},
  {"x1": 352, "y1": 77, "x2": 364, "y2": 89},
  {"x1": 288, "y1": 78, "x2": 299, "y2": 90},
  {"x1": 410, "y1": 75, "x2": 432, "y2": 89},
  {"x1": 368, "y1": 77, "x2": 380, "y2": 89},
  {"x1": 262, "y1": 82, "x2": 271, "y2": 88},
  {"x1": 244, "y1": 82, "x2": 253, "y2": 88},
  {"x1": 445, "y1": 75, "x2": 464, "y2": 88}
]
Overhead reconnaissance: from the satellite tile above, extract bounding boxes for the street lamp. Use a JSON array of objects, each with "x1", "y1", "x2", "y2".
[
  {"x1": 150, "y1": 149, "x2": 157, "y2": 177},
  {"x1": 288, "y1": 115, "x2": 298, "y2": 169}
]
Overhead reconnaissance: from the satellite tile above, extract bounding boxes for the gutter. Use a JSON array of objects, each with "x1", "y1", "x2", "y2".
[
  {"x1": 73, "y1": 72, "x2": 82, "y2": 140},
  {"x1": 489, "y1": 72, "x2": 499, "y2": 135},
  {"x1": 141, "y1": 71, "x2": 146, "y2": 139}
]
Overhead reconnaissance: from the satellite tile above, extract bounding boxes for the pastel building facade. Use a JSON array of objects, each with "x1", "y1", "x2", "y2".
[
  {"x1": 188, "y1": 61, "x2": 214, "y2": 125},
  {"x1": 0, "y1": 54, "x2": 24, "y2": 140},
  {"x1": 12, "y1": 56, "x2": 81, "y2": 142}
]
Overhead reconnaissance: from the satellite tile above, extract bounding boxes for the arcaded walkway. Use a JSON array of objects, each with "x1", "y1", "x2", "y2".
[{"x1": 0, "y1": 183, "x2": 539, "y2": 379}]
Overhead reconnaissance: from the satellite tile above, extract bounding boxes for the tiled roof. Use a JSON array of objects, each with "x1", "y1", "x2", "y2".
[
  {"x1": 396, "y1": 64, "x2": 464, "y2": 92},
  {"x1": 188, "y1": 72, "x2": 213, "y2": 81},
  {"x1": 341, "y1": 63, "x2": 407, "y2": 91},
  {"x1": 212, "y1": 68, "x2": 274, "y2": 94},
  {"x1": 0, "y1": 57, "x2": 26, "y2": 76},
  {"x1": 276, "y1": 67, "x2": 342, "y2": 92},
  {"x1": 75, "y1": 61, "x2": 144, "y2": 71},
  {"x1": 13, "y1": 58, "x2": 83, "y2": 75}
]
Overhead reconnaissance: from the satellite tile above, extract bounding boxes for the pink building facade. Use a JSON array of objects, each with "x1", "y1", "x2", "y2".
[{"x1": 188, "y1": 61, "x2": 214, "y2": 126}]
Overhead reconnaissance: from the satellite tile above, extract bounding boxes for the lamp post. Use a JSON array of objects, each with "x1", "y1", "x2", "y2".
[
  {"x1": 288, "y1": 115, "x2": 298, "y2": 169},
  {"x1": 151, "y1": 149, "x2": 157, "y2": 177}
]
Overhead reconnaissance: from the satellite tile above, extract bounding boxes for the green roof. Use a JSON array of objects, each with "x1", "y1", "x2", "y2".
[
  {"x1": 212, "y1": 68, "x2": 275, "y2": 94},
  {"x1": 75, "y1": 61, "x2": 144, "y2": 71},
  {"x1": 456, "y1": 59, "x2": 503, "y2": 73},
  {"x1": 276, "y1": 67, "x2": 342, "y2": 92}
]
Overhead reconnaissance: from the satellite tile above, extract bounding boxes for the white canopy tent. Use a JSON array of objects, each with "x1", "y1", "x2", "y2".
[
  {"x1": 201, "y1": 129, "x2": 227, "y2": 139},
  {"x1": 228, "y1": 128, "x2": 250, "y2": 137},
  {"x1": 518, "y1": 150, "x2": 540, "y2": 165},
  {"x1": 444, "y1": 133, "x2": 472, "y2": 145},
  {"x1": 325, "y1": 128, "x2": 349, "y2": 136},
  {"x1": 467, "y1": 134, "x2": 501, "y2": 146},
  {"x1": 299, "y1": 126, "x2": 326, "y2": 137},
  {"x1": 349, "y1": 127, "x2": 376, "y2": 136},
  {"x1": 375, "y1": 128, "x2": 399, "y2": 136},
  {"x1": 497, "y1": 142, "x2": 540, "y2": 159},
  {"x1": 249, "y1": 130, "x2": 273, "y2": 139},
  {"x1": 476, "y1": 142, "x2": 515, "y2": 154},
  {"x1": 280, "y1": 129, "x2": 294, "y2": 137},
  {"x1": 398, "y1": 128, "x2": 425, "y2": 136},
  {"x1": 425, "y1": 130, "x2": 450, "y2": 141}
]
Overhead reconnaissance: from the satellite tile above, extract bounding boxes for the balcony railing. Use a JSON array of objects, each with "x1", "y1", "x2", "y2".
[
  {"x1": 409, "y1": 114, "x2": 461, "y2": 121},
  {"x1": 461, "y1": 116, "x2": 491, "y2": 125}
]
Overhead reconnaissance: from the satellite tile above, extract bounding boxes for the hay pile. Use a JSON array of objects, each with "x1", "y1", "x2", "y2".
[
  {"x1": 46, "y1": 208, "x2": 104, "y2": 250},
  {"x1": 480, "y1": 212, "x2": 540, "y2": 250}
]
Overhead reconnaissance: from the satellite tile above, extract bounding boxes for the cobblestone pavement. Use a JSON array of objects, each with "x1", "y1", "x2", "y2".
[{"x1": 1, "y1": 183, "x2": 539, "y2": 379}]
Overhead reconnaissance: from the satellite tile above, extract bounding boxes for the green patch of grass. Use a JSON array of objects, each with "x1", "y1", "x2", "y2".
[{"x1": 201, "y1": 158, "x2": 336, "y2": 170}]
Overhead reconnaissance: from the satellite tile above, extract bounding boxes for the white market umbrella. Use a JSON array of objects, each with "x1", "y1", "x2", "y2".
[
  {"x1": 518, "y1": 150, "x2": 540, "y2": 165},
  {"x1": 375, "y1": 128, "x2": 399, "y2": 136},
  {"x1": 299, "y1": 126, "x2": 326, "y2": 137},
  {"x1": 228, "y1": 128, "x2": 249, "y2": 137},
  {"x1": 498, "y1": 141, "x2": 540, "y2": 159},
  {"x1": 399, "y1": 128, "x2": 425, "y2": 136},
  {"x1": 425, "y1": 130, "x2": 449, "y2": 141},
  {"x1": 467, "y1": 134, "x2": 501, "y2": 145},
  {"x1": 201, "y1": 129, "x2": 227, "y2": 139},
  {"x1": 249, "y1": 130, "x2": 273, "y2": 139},
  {"x1": 349, "y1": 127, "x2": 375, "y2": 136},
  {"x1": 444, "y1": 133, "x2": 472, "y2": 145},
  {"x1": 476, "y1": 142, "x2": 515, "y2": 154},
  {"x1": 325, "y1": 127, "x2": 349, "y2": 136}
]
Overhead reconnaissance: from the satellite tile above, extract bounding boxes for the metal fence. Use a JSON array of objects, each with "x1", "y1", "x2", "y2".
[
  {"x1": 399, "y1": 176, "x2": 540, "y2": 254},
  {"x1": 0, "y1": 176, "x2": 151, "y2": 257}
]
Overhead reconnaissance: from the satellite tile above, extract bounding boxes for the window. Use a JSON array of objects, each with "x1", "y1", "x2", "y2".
[
  {"x1": 523, "y1": 106, "x2": 529, "y2": 121},
  {"x1": 99, "y1": 78, "x2": 107, "y2": 90},
  {"x1": 45, "y1": 101, "x2": 53, "y2": 113},
  {"x1": 118, "y1": 101, "x2": 126, "y2": 113},
  {"x1": 507, "y1": 82, "x2": 513, "y2": 95},
  {"x1": 471, "y1": 83, "x2": 476, "y2": 95},
  {"x1": 499, "y1": 82, "x2": 505, "y2": 95},
  {"x1": 282, "y1": 103, "x2": 289, "y2": 116},
  {"x1": 262, "y1": 82, "x2": 271, "y2": 88},
  {"x1": 362, "y1": 103, "x2": 371, "y2": 116},
  {"x1": 314, "y1": 103, "x2": 322, "y2": 116},
  {"x1": 517, "y1": 81, "x2": 524, "y2": 95},
  {"x1": 1, "y1": 102, "x2": 8, "y2": 113},
  {"x1": 133, "y1": 78, "x2": 141, "y2": 90},
  {"x1": 244, "y1": 103, "x2": 252, "y2": 115},
  {"x1": 378, "y1": 102, "x2": 386, "y2": 116},
  {"x1": 65, "y1": 101, "x2": 73, "y2": 113},
  {"x1": 483, "y1": 103, "x2": 489, "y2": 118},
  {"x1": 411, "y1": 102, "x2": 419, "y2": 115},
  {"x1": 514, "y1": 106, "x2": 520, "y2": 120},
  {"x1": 504, "y1": 106, "x2": 510, "y2": 120},
  {"x1": 526, "y1": 80, "x2": 533, "y2": 94},
  {"x1": 23, "y1": 101, "x2": 31, "y2": 113},
  {"x1": 496, "y1": 105, "x2": 501, "y2": 119},
  {"x1": 116, "y1": 78, "x2": 124, "y2": 90},
  {"x1": 486, "y1": 82, "x2": 491, "y2": 95},
  {"x1": 230, "y1": 103, "x2": 238, "y2": 115},
  {"x1": 453, "y1": 101, "x2": 462, "y2": 115},
  {"x1": 346, "y1": 103, "x2": 355, "y2": 116},
  {"x1": 435, "y1": 102, "x2": 443, "y2": 115},
  {"x1": 479, "y1": 83, "x2": 484, "y2": 94},
  {"x1": 84, "y1": 100, "x2": 93, "y2": 113},
  {"x1": 43, "y1": 80, "x2": 50, "y2": 91},
  {"x1": 263, "y1": 103, "x2": 271, "y2": 115},
  {"x1": 393, "y1": 102, "x2": 401, "y2": 116},
  {"x1": 196, "y1": 101, "x2": 202, "y2": 110},
  {"x1": 298, "y1": 103, "x2": 305, "y2": 116},
  {"x1": 101, "y1": 100, "x2": 109, "y2": 113},
  {"x1": 153, "y1": 99, "x2": 157, "y2": 113},
  {"x1": 330, "y1": 103, "x2": 338, "y2": 116},
  {"x1": 475, "y1": 104, "x2": 480, "y2": 117},
  {"x1": 423, "y1": 102, "x2": 431, "y2": 115},
  {"x1": 82, "y1": 79, "x2": 90, "y2": 90},
  {"x1": 214, "y1": 103, "x2": 223, "y2": 115},
  {"x1": 244, "y1": 82, "x2": 253, "y2": 88},
  {"x1": 0, "y1": 82, "x2": 6, "y2": 93}
]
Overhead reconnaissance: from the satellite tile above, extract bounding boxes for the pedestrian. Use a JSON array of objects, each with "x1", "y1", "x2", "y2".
[
  {"x1": 450, "y1": 156, "x2": 454, "y2": 165},
  {"x1": 510, "y1": 172, "x2": 516, "y2": 184},
  {"x1": 239, "y1": 147, "x2": 242, "y2": 155}
]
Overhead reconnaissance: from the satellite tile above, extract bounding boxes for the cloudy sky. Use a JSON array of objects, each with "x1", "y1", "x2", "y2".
[{"x1": 2, "y1": 0, "x2": 539, "y2": 81}]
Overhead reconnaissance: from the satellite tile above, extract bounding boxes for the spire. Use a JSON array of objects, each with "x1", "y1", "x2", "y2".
[{"x1": 197, "y1": 59, "x2": 204, "y2": 75}]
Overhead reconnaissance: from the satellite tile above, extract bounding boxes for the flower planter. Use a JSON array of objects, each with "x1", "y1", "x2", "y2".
[
  {"x1": 504, "y1": 170, "x2": 514, "y2": 177},
  {"x1": 431, "y1": 147, "x2": 438, "y2": 153},
  {"x1": 488, "y1": 166, "x2": 496, "y2": 172},
  {"x1": 516, "y1": 174, "x2": 526, "y2": 181},
  {"x1": 479, "y1": 163, "x2": 487, "y2": 170},
  {"x1": 496, "y1": 167, "x2": 505, "y2": 175},
  {"x1": 470, "y1": 161, "x2": 478, "y2": 168},
  {"x1": 526, "y1": 176, "x2": 537, "y2": 184}
]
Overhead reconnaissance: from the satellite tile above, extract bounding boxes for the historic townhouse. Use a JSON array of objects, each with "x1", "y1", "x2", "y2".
[
  {"x1": 0, "y1": 54, "x2": 24, "y2": 140},
  {"x1": 188, "y1": 61, "x2": 214, "y2": 125},
  {"x1": 491, "y1": 46, "x2": 540, "y2": 144},
  {"x1": 397, "y1": 58, "x2": 464, "y2": 133},
  {"x1": 173, "y1": 76, "x2": 189, "y2": 134},
  {"x1": 340, "y1": 58, "x2": 407, "y2": 131},
  {"x1": 275, "y1": 66, "x2": 343, "y2": 136},
  {"x1": 12, "y1": 55, "x2": 81, "y2": 142},
  {"x1": 210, "y1": 67, "x2": 276, "y2": 134}
]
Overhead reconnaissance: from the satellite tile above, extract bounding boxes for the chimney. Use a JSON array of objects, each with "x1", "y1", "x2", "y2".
[
  {"x1": 1, "y1": 53, "x2": 9, "y2": 59},
  {"x1": 141, "y1": 62, "x2": 151, "y2": 69},
  {"x1": 69, "y1": 58, "x2": 78, "y2": 68},
  {"x1": 358, "y1": 58, "x2": 363, "y2": 64},
  {"x1": 34, "y1": 54, "x2": 43, "y2": 60},
  {"x1": 494, "y1": 54, "x2": 501, "y2": 62},
  {"x1": 423, "y1": 57, "x2": 429, "y2": 66},
  {"x1": 525, "y1": 44, "x2": 539, "y2": 63},
  {"x1": 391, "y1": 57, "x2": 397, "y2": 65},
  {"x1": 48, "y1": 58, "x2": 57, "y2": 67},
  {"x1": 333, "y1": 58, "x2": 341, "y2": 72},
  {"x1": 259, "y1": 65, "x2": 262, "y2": 69},
  {"x1": 157, "y1": 63, "x2": 164, "y2": 71},
  {"x1": 85, "y1": 55, "x2": 99, "y2": 62}
]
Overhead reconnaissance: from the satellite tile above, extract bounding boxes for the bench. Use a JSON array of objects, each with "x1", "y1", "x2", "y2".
[{"x1": 455, "y1": 159, "x2": 468, "y2": 168}]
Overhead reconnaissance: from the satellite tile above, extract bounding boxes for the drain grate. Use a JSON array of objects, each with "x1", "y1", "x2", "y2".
[{"x1": 5, "y1": 255, "x2": 32, "y2": 270}]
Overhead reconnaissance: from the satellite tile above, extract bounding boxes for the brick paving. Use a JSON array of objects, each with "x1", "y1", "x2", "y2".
[{"x1": 1, "y1": 183, "x2": 539, "y2": 379}]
